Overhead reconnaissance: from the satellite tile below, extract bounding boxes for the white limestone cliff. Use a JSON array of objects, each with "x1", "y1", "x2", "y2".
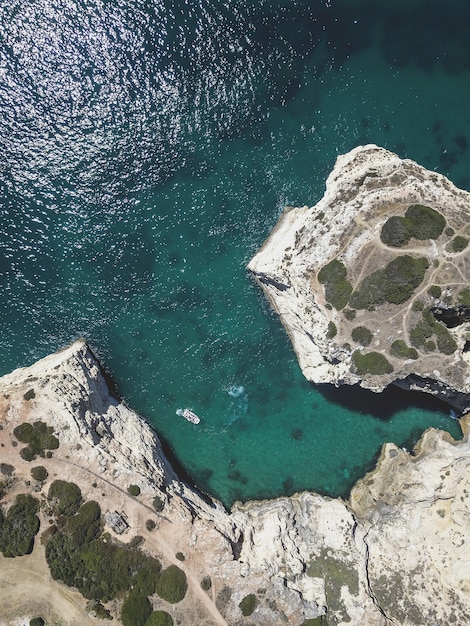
[{"x1": 1, "y1": 340, "x2": 470, "y2": 625}]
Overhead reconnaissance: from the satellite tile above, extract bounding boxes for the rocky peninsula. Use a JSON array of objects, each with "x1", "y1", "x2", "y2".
[{"x1": 248, "y1": 144, "x2": 470, "y2": 412}]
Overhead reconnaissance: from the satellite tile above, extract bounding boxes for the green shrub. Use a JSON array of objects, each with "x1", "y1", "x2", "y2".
[
  {"x1": 153, "y1": 496, "x2": 164, "y2": 512},
  {"x1": 405, "y1": 204, "x2": 446, "y2": 240},
  {"x1": 86, "y1": 600, "x2": 112, "y2": 620},
  {"x1": 351, "y1": 326, "x2": 373, "y2": 346},
  {"x1": 145, "y1": 612, "x2": 174, "y2": 626},
  {"x1": 127, "y1": 484, "x2": 141, "y2": 497},
  {"x1": 29, "y1": 619, "x2": 45, "y2": 626},
  {"x1": 318, "y1": 260, "x2": 352, "y2": 310},
  {"x1": 352, "y1": 352, "x2": 394, "y2": 376},
  {"x1": 121, "y1": 591, "x2": 152, "y2": 626},
  {"x1": 390, "y1": 340, "x2": 419, "y2": 360},
  {"x1": 175, "y1": 551, "x2": 185, "y2": 561},
  {"x1": 380, "y1": 205, "x2": 445, "y2": 246},
  {"x1": 344, "y1": 308, "x2": 356, "y2": 321},
  {"x1": 412, "y1": 299, "x2": 424, "y2": 311},
  {"x1": 458, "y1": 288, "x2": 470, "y2": 306},
  {"x1": 350, "y1": 256, "x2": 429, "y2": 310},
  {"x1": 239, "y1": 593, "x2": 258, "y2": 617},
  {"x1": 23, "y1": 389, "x2": 36, "y2": 401},
  {"x1": 380, "y1": 215, "x2": 413, "y2": 247},
  {"x1": 13, "y1": 421, "x2": 59, "y2": 461},
  {"x1": 0, "y1": 494, "x2": 40, "y2": 557},
  {"x1": 146, "y1": 519, "x2": 156, "y2": 531},
  {"x1": 201, "y1": 576, "x2": 212, "y2": 591},
  {"x1": 409, "y1": 308, "x2": 457, "y2": 354},
  {"x1": 326, "y1": 321, "x2": 337, "y2": 339},
  {"x1": 448, "y1": 235, "x2": 468, "y2": 252},
  {"x1": 156, "y1": 565, "x2": 187, "y2": 603},
  {"x1": 428, "y1": 285, "x2": 442, "y2": 298},
  {"x1": 31, "y1": 466, "x2": 48, "y2": 482},
  {"x1": 434, "y1": 323, "x2": 457, "y2": 355},
  {"x1": 48, "y1": 480, "x2": 82, "y2": 516},
  {"x1": 130, "y1": 535, "x2": 144, "y2": 548}
]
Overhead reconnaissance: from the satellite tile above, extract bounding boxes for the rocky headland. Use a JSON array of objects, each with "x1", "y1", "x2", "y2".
[
  {"x1": 1, "y1": 339, "x2": 470, "y2": 625},
  {"x1": 248, "y1": 144, "x2": 470, "y2": 412}
]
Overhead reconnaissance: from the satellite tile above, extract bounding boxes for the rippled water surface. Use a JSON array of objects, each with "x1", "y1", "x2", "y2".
[{"x1": 1, "y1": 0, "x2": 467, "y2": 506}]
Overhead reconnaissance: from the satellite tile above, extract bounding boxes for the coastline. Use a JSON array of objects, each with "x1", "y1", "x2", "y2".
[{"x1": 1, "y1": 340, "x2": 470, "y2": 625}]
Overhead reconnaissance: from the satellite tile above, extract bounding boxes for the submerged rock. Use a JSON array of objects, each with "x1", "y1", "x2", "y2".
[{"x1": 248, "y1": 144, "x2": 470, "y2": 411}]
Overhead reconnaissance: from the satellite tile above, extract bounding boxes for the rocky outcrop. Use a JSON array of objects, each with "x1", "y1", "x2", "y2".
[
  {"x1": 2, "y1": 340, "x2": 470, "y2": 625},
  {"x1": 248, "y1": 144, "x2": 470, "y2": 412}
]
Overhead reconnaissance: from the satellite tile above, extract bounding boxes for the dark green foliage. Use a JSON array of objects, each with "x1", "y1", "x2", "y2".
[
  {"x1": 0, "y1": 494, "x2": 40, "y2": 557},
  {"x1": 350, "y1": 256, "x2": 429, "y2": 309},
  {"x1": 351, "y1": 326, "x2": 373, "y2": 346},
  {"x1": 380, "y1": 215, "x2": 413, "y2": 247},
  {"x1": 390, "y1": 340, "x2": 419, "y2": 360},
  {"x1": 448, "y1": 235, "x2": 468, "y2": 252},
  {"x1": 29, "y1": 619, "x2": 45, "y2": 626},
  {"x1": 326, "y1": 321, "x2": 337, "y2": 339},
  {"x1": 156, "y1": 565, "x2": 187, "y2": 604},
  {"x1": 86, "y1": 600, "x2": 112, "y2": 620},
  {"x1": 458, "y1": 288, "x2": 470, "y2": 306},
  {"x1": 344, "y1": 308, "x2": 356, "y2": 321},
  {"x1": 428, "y1": 285, "x2": 442, "y2": 298},
  {"x1": 48, "y1": 480, "x2": 82, "y2": 516},
  {"x1": 239, "y1": 594, "x2": 258, "y2": 617},
  {"x1": 175, "y1": 551, "x2": 185, "y2": 561},
  {"x1": 23, "y1": 388, "x2": 36, "y2": 401},
  {"x1": 146, "y1": 519, "x2": 156, "y2": 531},
  {"x1": 145, "y1": 612, "x2": 174, "y2": 626},
  {"x1": 410, "y1": 308, "x2": 457, "y2": 354},
  {"x1": 380, "y1": 205, "x2": 445, "y2": 246},
  {"x1": 352, "y1": 352, "x2": 394, "y2": 376},
  {"x1": 13, "y1": 421, "x2": 59, "y2": 461},
  {"x1": 301, "y1": 617, "x2": 327, "y2": 625},
  {"x1": 121, "y1": 591, "x2": 152, "y2": 626},
  {"x1": 44, "y1": 498, "x2": 160, "y2": 602},
  {"x1": 405, "y1": 204, "x2": 446, "y2": 240},
  {"x1": 153, "y1": 495, "x2": 164, "y2": 512},
  {"x1": 201, "y1": 576, "x2": 212, "y2": 591},
  {"x1": 127, "y1": 484, "x2": 141, "y2": 497},
  {"x1": 412, "y1": 299, "x2": 424, "y2": 311},
  {"x1": 317, "y1": 260, "x2": 352, "y2": 310},
  {"x1": 0, "y1": 463, "x2": 14, "y2": 476},
  {"x1": 31, "y1": 466, "x2": 48, "y2": 482},
  {"x1": 130, "y1": 535, "x2": 144, "y2": 548}
]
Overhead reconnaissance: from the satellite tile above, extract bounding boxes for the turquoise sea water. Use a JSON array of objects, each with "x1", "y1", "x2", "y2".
[{"x1": 0, "y1": 0, "x2": 467, "y2": 506}]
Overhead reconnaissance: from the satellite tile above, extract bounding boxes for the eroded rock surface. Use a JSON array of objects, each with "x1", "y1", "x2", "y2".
[
  {"x1": 248, "y1": 144, "x2": 470, "y2": 411},
  {"x1": 1, "y1": 340, "x2": 470, "y2": 625}
]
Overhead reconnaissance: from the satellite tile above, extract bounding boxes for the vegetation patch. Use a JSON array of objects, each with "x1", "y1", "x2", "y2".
[
  {"x1": 447, "y1": 235, "x2": 468, "y2": 253},
  {"x1": 326, "y1": 321, "x2": 337, "y2": 339},
  {"x1": 318, "y1": 260, "x2": 352, "y2": 310},
  {"x1": 0, "y1": 494, "x2": 40, "y2": 557},
  {"x1": 155, "y1": 564, "x2": 187, "y2": 604},
  {"x1": 44, "y1": 499, "x2": 161, "y2": 602},
  {"x1": 239, "y1": 593, "x2": 258, "y2": 617},
  {"x1": 458, "y1": 288, "x2": 470, "y2": 306},
  {"x1": 351, "y1": 326, "x2": 373, "y2": 346},
  {"x1": 349, "y1": 255, "x2": 429, "y2": 310},
  {"x1": 380, "y1": 205, "x2": 445, "y2": 246},
  {"x1": 31, "y1": 466, "x2": 48, "y2": 482},
  {"x1": 428, "y1": 285, "x2": 442, "y2": 299},
  {"x1": 410, "y1": 308, "x2": 457, "y2": 354},
  {"x1": 145, "y1": 611, "x2": 174, "y2": 626},
  {"x1": 390, "y1": 340, "x2": 418, "y2": 360},
  {"x1": 127, "y1": 484, "x2": 141, "y2": 497},
  {"x1": 306, "y1": 549, "x2": 358, "y2": 620},
  {"x1": 352, "y1": 352, "x2": 394, "y2": 376},
  {"x1": 13, "y1": 420, "x2": 59, "y2": 461},
  {"x1": 121, "y1": 591, "x2": 152, "y2": 626},
  {"x1": 48, "y1": 480, "x2": 82, "y2": 516}
]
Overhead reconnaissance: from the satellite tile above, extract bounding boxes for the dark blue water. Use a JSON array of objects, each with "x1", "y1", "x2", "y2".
[{"x1": 0, "y1": 0, "x2": 467, "y2": 506}]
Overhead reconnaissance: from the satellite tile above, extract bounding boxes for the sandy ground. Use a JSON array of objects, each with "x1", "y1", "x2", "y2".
[{"x1": 0, "y1": 395, "x2": 228, "y2": 626}]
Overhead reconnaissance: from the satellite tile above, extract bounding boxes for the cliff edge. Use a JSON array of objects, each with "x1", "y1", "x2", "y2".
[
  {"x1": 1, "y1": 341, "x2": 470, "y2": 625},
  {"x1": 248, "y1": 144, "x2": 470, "y2": 411}
]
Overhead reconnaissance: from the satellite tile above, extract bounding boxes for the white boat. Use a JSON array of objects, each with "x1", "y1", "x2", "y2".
[{"x1": 176, "y1": 408, "x2": 200, "y2": 424}]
